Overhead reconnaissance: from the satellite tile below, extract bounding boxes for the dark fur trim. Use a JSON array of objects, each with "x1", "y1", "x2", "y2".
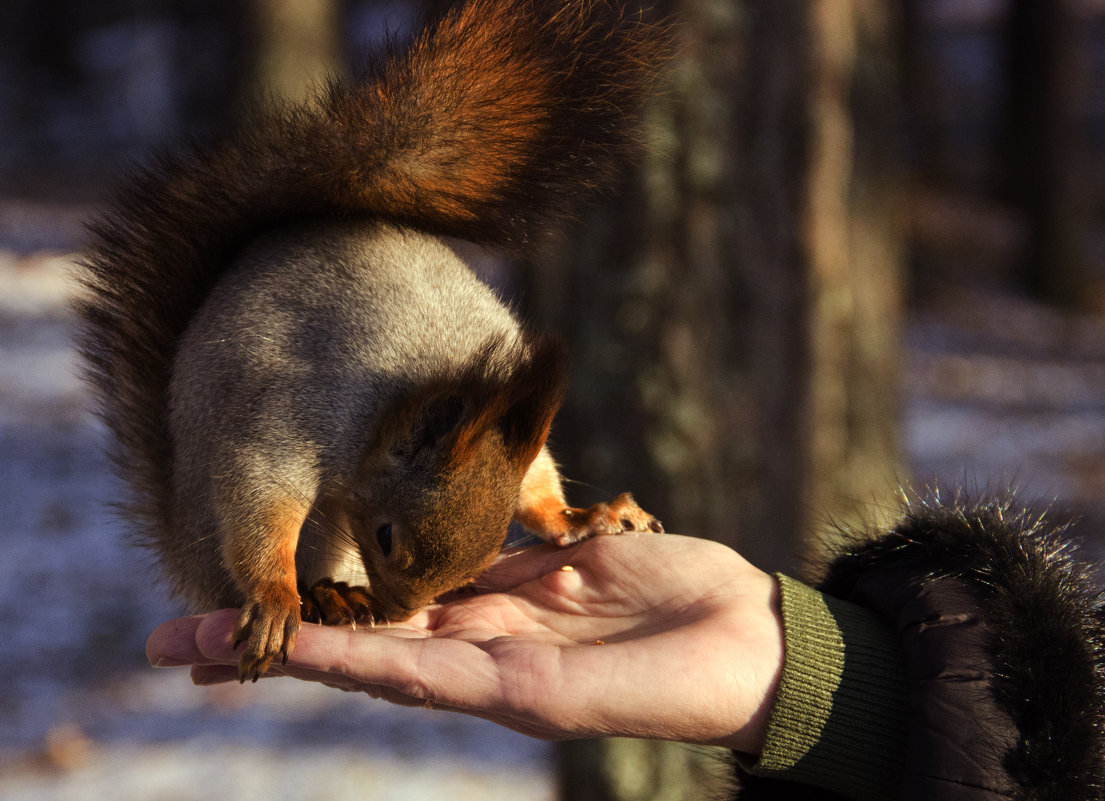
[
  {"x1": 733, "y1": 772, "x2": 850, "y2": 800},
  {"x1": 814, "y1": 492, "x2": 1105, "y2": 801}
]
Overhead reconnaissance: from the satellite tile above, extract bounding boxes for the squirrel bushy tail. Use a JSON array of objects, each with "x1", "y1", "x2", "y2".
[{"x1": 76, "y1": 0, "x2": 667, "y2": 550}]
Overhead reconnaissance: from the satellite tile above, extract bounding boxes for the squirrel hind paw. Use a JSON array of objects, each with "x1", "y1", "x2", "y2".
[{"x1": 299, "y1": 578, "x2": 377, "y2": 628}]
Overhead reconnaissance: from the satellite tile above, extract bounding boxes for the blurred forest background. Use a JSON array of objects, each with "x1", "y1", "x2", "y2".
[{"x1": 2, "y1": 0, "x2": 1105, "y2": 800}]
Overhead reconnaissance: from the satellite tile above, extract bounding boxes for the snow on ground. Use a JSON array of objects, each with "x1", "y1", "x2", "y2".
[
  {"x1": 904, "y1": 286, "x2": 1105, "y2": 549},
  {"x1": 1, "y1": 234, "x2": 1103, "y2": 800}
]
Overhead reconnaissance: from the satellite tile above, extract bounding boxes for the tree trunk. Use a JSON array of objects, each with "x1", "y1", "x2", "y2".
[
  {"x1": 528, "y1": 0, "x2": 902, "y2": 569},
  {"x1": 804, "y1": 0, "x2": 904, "y2": 545},
  {"x1": 529, "y1": 0, "x2": 904, "y2": 798},
  {"x1": 1003, "y1": 0, "x2": 1091, "y2": 307},
  {"x1": 243, "y1": 0, "x2": 344, "y2": 103}
]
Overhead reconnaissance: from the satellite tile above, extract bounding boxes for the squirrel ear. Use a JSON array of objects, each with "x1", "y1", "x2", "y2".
[
  {"x1": 445, "y1": 334, "x2": 568, "y2": 469},
  {"x1": 373, "y1": 389, "x2": 469, "y2": 468},
  {"x1": 376, "y1": 334, "x2": 568, "y2": 472},
  {"x1": 406, "y1": 393, "x2": 468, "y2": 460},
  {"x1": 496, "y1": 335, "x2": 568, "y2": 465}
]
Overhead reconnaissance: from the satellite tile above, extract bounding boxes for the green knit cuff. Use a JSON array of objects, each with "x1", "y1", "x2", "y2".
[{"x1": 740, "y1": 574, "x2": 909, "y2": 801}]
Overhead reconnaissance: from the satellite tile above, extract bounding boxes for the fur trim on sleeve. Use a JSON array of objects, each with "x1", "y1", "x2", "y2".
[{"x1": 812, "y1": 492, "x2": 1105, "y2": 801}]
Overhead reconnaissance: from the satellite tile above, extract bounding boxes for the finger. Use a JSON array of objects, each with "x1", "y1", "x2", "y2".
[
  {"x1": 146, "y1": 615, "x2": 212, "y2": 667},
  {"x1": 278, "y1": 633, "x2": 539, "y2": 732},
  {"x1": 181, "y1": 616, "x2": 429, "y2": 693},
  {"x1": 473, "y1": 543, "x2": 581, "y2": 592},
  {"x1": 149, "y1": 607, "x2": 434, "y2": 674},
  {"x1": 189, "y1": 656, "x2": 360, "y2": 688},
  {"x1": 148, "y1": 610, "x2": 520, "y2": 726},
  {"x1": 283, "y1": 622, "x2": 504, "y2": 710},
  {"x1": 189, "y1": 609, "x2": 449, "y2": 689},
  {"x1": 182, "y1": 609, "x2": 585, "y2": 739},
  {"x1": 154, "y1": 609, "x2": 564, "y2": 736},
  {"x1": 190, "y1": 664, "x2": 242, "y2": 685},
  {"x1": 193, "y1": 608, "x2": 246, "y2": 661}
]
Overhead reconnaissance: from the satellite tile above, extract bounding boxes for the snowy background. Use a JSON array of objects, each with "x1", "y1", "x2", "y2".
[{"x1": 2, "y1": 201, "x2": 1104, "y2": 800}]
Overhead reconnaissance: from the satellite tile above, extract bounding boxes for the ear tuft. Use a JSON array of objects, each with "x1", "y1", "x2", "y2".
[
  {"x1": 407, "y1": 394, "x2": 467, "y2": 458},
  {"x1": 369, "y1": 333, "x2": 569, "y2": 474},
  {"x1": 369, "y1": 385, "x2": 468, "y2": 470},
  {"x1": 497, "y1": 334, "x2": 568, "y2": 463},
  {"x1": 448, "y1": 333, "x2": 568, "y2": 469}
]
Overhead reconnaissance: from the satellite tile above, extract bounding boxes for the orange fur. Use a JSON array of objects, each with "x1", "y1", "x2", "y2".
[
  {"x1": 516, "y1": 449, "x2": 662, "y2": 544},
  {"x1": 226, "y1": 505, "x2": 305, "y2": 680},
  {"x1": 226, "y1": 505, "x2": 304, "y2": 595}
]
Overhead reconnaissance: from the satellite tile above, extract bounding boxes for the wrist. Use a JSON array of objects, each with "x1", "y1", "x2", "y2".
[
  {"x1": 708, "y1": 567, "x2": 786, "y2": 753},
  {"x1": 738, "y1": 575, "x2": 909, "y2": 800}
]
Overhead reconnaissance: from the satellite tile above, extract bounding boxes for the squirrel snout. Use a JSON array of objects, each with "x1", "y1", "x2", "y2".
[{"x1": 374, "y1": 599, "x2": 420, "y2": 624}]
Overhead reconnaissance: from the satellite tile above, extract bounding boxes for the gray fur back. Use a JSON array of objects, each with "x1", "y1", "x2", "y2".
[{"x1": 166, "y1": 223, "x2": 519, "y2": 608}]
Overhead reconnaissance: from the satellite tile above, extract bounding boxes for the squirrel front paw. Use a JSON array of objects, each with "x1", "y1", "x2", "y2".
[
  {"x1": 554, "y1": 492, "x2": 663, "y2": 546},
  {"x1": 299, "y1": 578, "x2": 376, "y2": 627},
  {"x1": 234, "y1": 584, "x2": 301, "y2": 682}
]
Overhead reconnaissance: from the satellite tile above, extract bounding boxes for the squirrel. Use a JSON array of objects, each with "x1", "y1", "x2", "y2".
[{"x1": 75, "y1": 0, "x2": 668, "y2": 682}]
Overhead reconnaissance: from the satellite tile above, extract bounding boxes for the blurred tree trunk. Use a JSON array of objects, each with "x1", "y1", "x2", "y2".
[
  {"x1": 527, "y1": 0, "x2": 902, "y2": 571},
  {"x1": 1003, "y1": 0, "x2": 1091, "y2": 307},
  {"x1": 805, "y1": 1, "x2": 904, "y2": 547},
  {"x1": 525, "y1": 0, "x2": 904, "y2": 798},
  {"x1": 242, "y1": 0, "x2": 344, "y2": 103}
]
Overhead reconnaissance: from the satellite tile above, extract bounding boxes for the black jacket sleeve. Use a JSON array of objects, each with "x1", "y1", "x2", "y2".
[{"x1": 733, "y1": 494, "x2": 1105, "y2": 801}]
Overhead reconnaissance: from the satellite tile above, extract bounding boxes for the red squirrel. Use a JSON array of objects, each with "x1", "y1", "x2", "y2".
[{"x1": 76, "y1": 0, "x2": 667, "y2": 681}]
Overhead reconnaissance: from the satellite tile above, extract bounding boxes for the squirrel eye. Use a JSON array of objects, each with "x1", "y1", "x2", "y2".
[{"x1": 376, "y1": 524, "x2": 394, "y2": 557}]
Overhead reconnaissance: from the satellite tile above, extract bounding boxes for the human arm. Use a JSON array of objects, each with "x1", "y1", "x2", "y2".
[
  {"x1": 147, "y1": 532, "x2": 786, "y2": 752},
  {"x1": 147, "y1": 531, "x2": 912, "y2": 799},
  {"x1": 148, "y1": 495, "x2": 1105, "y2": 800}
]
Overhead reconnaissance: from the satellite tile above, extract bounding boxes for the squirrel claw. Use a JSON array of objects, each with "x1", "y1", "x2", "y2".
[
  {"x1": 233, "y1": 589, "x2": 301, "y2": 681},
  {"x1": 557, "y1": 492, "x2": 663, "y2": 544},
  {"x1": 299, "y1": 578, "x2": 377, "y2": 628}
]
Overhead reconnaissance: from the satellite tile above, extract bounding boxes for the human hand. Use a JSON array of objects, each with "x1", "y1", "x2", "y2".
[{"x1": 146, "y1": 533, "x2": 784, "y2": 753}]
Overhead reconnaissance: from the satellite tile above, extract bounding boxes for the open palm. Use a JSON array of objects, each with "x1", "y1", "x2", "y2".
[{"x1": 147, "y1": 533, "x2": 783, "y2": 753}]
